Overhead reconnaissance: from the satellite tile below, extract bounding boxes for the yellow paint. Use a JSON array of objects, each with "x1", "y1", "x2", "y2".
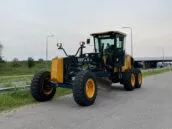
[
  {"x1": 51, "y1": 57, "x2": 63, "y2": 83},
  {"x1": 103, "y1": 55, "x2": 108, "y2": 64},
  {"x1": 86, "y1": 79, "x2": 95, "y2": 98},
  {"x1": 43, "y1": 86, "x2": 53, "y2": 95},
  {"x1": 121, "y1": 55, "x2": 132, "y2": 72},
  {"x1": 114, "y1": 67, "x2": 118, "y2": 72},
  {"x1": 131, "y1": 73, "x2": 135, "y2": 88},
  {"x1": 138, "y1": 73, "x2": 142, "y2": 85}
]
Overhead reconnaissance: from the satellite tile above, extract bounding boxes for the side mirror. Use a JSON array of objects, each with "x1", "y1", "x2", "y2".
[
  {"x1": 57, "y1": 43, "x2": 62, "y2": 49},
  {"x1": 79, "y1": 41, "x2": 85, "y2": 46},
  {"x1": 86, "y1": 38, "x2": 90, "y2": 44}
]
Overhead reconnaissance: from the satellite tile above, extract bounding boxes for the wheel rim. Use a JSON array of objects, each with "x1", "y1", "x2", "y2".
[
  {"x1": 42, "y1": 77, "x2": 53, "y2": 95},
  {"x1": 86, "y1": 79, "x2": 95, "y2": 99},
  {"x1": 131, "y1": 73, "x2": 135, "y2": 87},
  {"x1": 138, "y1": 73, "x2": 142, "y2": 85}
]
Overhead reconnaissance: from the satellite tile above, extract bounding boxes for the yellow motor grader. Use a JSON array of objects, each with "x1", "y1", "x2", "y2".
[{"x1": 30, "y1": 31, "x2": 142, "y2": 106}]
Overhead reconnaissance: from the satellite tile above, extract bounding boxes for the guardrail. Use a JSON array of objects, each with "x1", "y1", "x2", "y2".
[{"x1": 0, "y1": 85, "x2": 30, "y2": 93}]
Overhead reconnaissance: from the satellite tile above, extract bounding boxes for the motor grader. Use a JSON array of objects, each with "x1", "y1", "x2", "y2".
[{"x1": 30, "y1": 31, "x2": 142, "y2": 106}]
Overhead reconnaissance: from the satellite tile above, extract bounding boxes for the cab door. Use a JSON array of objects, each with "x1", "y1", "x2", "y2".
[{"x1": 113, "y1": 34, "x2": 125, "y2": 67}]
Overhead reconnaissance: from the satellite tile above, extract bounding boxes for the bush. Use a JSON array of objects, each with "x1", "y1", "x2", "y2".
[
  {"x1": 38, "y1": 58, "x2": 44, "y2": 63},
  {"x1": 28, "y1": 57, "x2": 34, "y2": 68},
  {"x1": 12, "y1": 58, "x2": 20, "y2": 67},
  {"x1": 0, "y1": 56, "x2": 5, "y2": 63}
]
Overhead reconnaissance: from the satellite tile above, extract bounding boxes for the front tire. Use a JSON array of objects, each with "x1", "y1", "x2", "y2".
[
  {"x1": 30, "y1": 71, "x2": 56, "y2": 102},
  {"x1": 73, "y1": 71, "x2": 97, "y2": 106}
]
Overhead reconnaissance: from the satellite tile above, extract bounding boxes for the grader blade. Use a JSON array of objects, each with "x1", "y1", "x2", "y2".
[{"x1": 96, "y1": 78, "x2": 112, "y2": 91}]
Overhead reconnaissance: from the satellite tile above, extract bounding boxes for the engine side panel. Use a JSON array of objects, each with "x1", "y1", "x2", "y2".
[
  {"x1": 121, "y1": 55, "x2": 132, "y2": 72},
  {"x1": 51, "y1": 57, "x2": 64, "y2": 83}
]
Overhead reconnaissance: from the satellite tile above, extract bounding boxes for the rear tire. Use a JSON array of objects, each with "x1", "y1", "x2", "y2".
[
  {"x1": 122, "y1": 69, "x2": 136, "y2": 91},
  {"x1": 73, "y1": 71, "x2": 97, "y2": 106},
  {"x1": 30, "y1": 71, "x2": 56, "y2": 102},
  {"x1": 135, "y1": 68, "x2": 142, "y2": 88}
]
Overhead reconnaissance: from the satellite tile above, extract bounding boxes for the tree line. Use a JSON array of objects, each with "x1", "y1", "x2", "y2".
[
  {"x1": 0, "y1": 43, "x2": 3, "y2": 62},
  {"x1": 0, "y1": 43, "x2": 44, "y2": 68}
]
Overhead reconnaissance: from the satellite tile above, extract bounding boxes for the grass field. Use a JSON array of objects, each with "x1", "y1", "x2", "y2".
[
  {"x1": 0, "y1": 75, "x2": 32, "y2": 88},
  {"x1": 0, "y1": 61, "x2": 70, "y2": 112},
  {"x1": 0, "y1": 61, "x2": 50, "y2": 76},
  {"x1": 0, "y1": 61, "x2": 50, "y2": 88},
  {"x1": 0, "y1": 61, "x2": 172, "y2": 112},
  {"x1": 142, "y1": 67, "x2": 172, "y2": 77},
  {"x1": 0, "y1": 88, "x2": 72, "y2": 111}
]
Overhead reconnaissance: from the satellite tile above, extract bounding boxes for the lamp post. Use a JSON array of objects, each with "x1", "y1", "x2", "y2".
[
  {"x1": 162, "y1": 47, "x2": 165, "y2": 65},
  {"x1": 122, "y1": 26, "x2": 133, "y2": 57},
  {"x1": 46, "y1": 35, "x2": 54, "y2": 61}
]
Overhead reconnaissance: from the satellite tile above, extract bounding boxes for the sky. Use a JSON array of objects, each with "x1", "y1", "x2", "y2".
[{"x1": 0, "y1": 0, "x2": 172, "y2": 61}]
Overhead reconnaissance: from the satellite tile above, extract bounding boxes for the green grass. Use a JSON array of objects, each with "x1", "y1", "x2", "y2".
[
  {"x1": 0, "y1": 65, "x2": 172, "y2": 112},
  {"x1": 0, "y1": 90, "x2": 33, "y2": 111},
  {"x1": 0, "y1": 61, "x2": 72, "y2": 112},
  {"x1": 0, "y1": 88, "x2": 71, "y2": 112},
  {"x1": 55, "y1": 88, "x2": 72, "y2": 97},
  {"x1": 0, "y1": 76, "x2": 32, "y2": 88},
  {"x1": 0, "y1": 61, "x2": 71, "y2": 112},
  {"x1": 142, "y1": 67, "x2": 172, "y2": 77},
  {"x1": 0, "y1": 61, "x2": 50, "y2": 88},
  {"x1": 0, "y1": 61, "x2": 50, "y2": 76}
]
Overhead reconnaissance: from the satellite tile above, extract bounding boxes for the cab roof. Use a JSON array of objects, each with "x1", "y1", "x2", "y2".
[{"x1": 91, "y1": 31, "x2": 126, "y2": 36}]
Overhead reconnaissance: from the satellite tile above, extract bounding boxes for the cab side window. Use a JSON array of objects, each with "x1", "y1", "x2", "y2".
[{"x1": 116, "y1": 35, "x2": 124, "y2": 49}]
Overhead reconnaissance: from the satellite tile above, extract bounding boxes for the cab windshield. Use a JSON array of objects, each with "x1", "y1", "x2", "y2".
[{"x1": 94, "y1": 35, "x2": 114, "y2": 53}]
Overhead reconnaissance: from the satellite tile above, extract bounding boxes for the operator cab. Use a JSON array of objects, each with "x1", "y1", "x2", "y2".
[{"x1": 91, "y1": 31, "x2": 126, "y2": 68}]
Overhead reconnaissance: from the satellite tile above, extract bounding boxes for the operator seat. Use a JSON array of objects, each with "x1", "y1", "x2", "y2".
[{"x1": 103, "y1": 45, "x2": 115, "y2": 70}]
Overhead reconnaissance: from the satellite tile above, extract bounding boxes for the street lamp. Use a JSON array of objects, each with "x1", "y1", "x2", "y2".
[
  {"x1": 162, "y1": 47, "x2": 165, "y2": 64},
  {"x1": 46, "y1": 35, "x2": 54, "y2": 61},
  {"x1": 122, "y1": 26, "x2": 133, "y2": 57}
]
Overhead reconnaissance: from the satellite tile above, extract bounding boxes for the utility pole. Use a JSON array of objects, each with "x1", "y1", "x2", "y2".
[
  {"x1": 46, "y1": 35, "x2": 54, "y2": 61},
  {"x1": 162, "y1": 48, "x2": 165, "y2": 65},
  {"x1": 122, "y1": 26, "x2": 133, "y2": 57}
]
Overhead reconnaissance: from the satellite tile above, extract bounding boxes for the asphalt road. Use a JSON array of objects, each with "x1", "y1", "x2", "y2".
[{"x1": 1, "y1": 72, "x2": 172, "y2": 129}]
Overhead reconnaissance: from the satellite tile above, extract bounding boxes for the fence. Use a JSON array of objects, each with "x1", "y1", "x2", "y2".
[{"x1": 0, "y1": 85, "x2": 30, "y2": 93}]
